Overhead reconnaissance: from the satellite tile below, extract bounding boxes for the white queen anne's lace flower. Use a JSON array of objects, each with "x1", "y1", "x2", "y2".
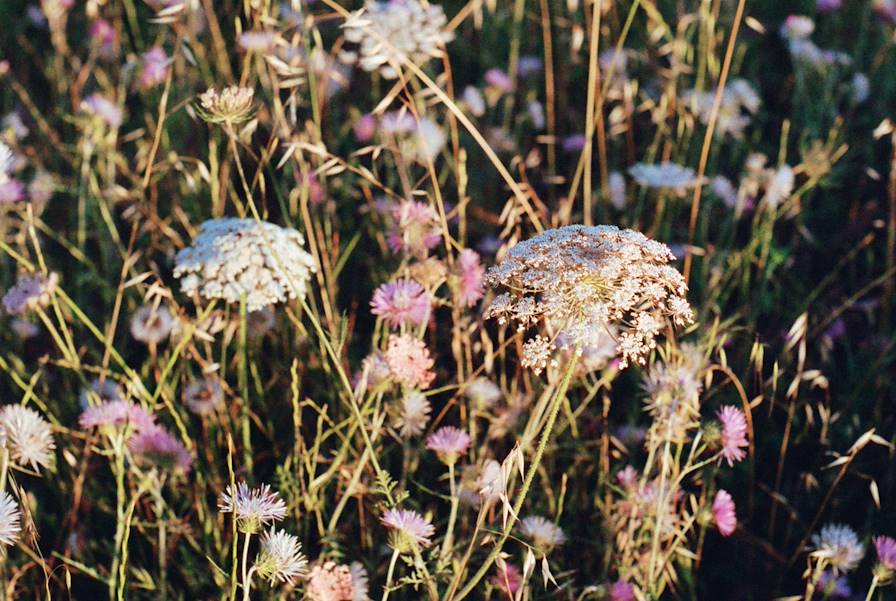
[
  {"x1": 485, "y1": 225, "x2": 693, "y2": 370},
  {"x1": 174, "y1": 218, "x2": 316, "y2": 312},
  {"x1": 343, "y1": 0, "x2": 454, "y2": 79},
  {"x1": 628, "y1": 161, "x2": 701, "y2": 192}
]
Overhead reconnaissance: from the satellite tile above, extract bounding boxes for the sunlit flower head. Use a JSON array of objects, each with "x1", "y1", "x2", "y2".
[
  {"x1": 342, "y1": 0, "x2": 453, "y2": 79},
  {"x1": 380, "y1": 507, "x2": 435, "y2": 553},
  {"x1": 485, "y1": 225, "x2": 693, "y2": 371},
  {"x1": 464, "y1": 378, "x2": 502, "y2": 409},
  {"x1": 130, "y1": 303, "x2": 174, "y2": 345},
  {"x1": 0, "y1": 491, "x2": 21, "y2": 548},
  {"x1": 2, "y1": 272, "x2": 58, "y2": 316},
  {"x1": 717, "y1": 405, "x2": 749, "y2": 466},
  {"x1": 197, "y1": 86, "x2": 256, "y2": 124},
  {"x1": 183, "y1": 377, "x2": 224, "y2": 416},
  {"x1": 873, "y1": 536, "x2": 896, "y2": 581},
  {"x1": 628, "y1": 161, "x2": 701, "y2": 192},
  {"x1": 174, "y1": 218, "x2": 316, "y2": 312},
  {"x1": 476, "y1": 459, "x2": 507, "y2": 504},
  {"x1": 393, "y1": 391, "x2": 431, "y2": 438},
  {"x1": 304, "y1": 560, "x2": 367, "y2": 600},
  {"x1": 426, "y1": 426, "x2": 471, "y2": 465},
  {"x1": 0, "y1": 404, "x2": 55, "y2": 472},
  {"x1": 255, "y1": 528, "x2": 307, "y2": 585},
  {"x1": 384, "y1": 334, "x2": 436, "y2": 389},
  {"x1": 218, "y1": 482, "x2": 287, "y2": 534},
  {"x1": 140, "y1": 46, "x2": 170, "y2": 89},
  {"x1": 712, "y1": 489, "x2": 737, "y2": 537},
  {"x1": 519, "y1": 515, "x2": 565, "y2": 554},
  {"x1": 811, "y1": 523, "x2": 864, "y2": 574},
  {"x1": 455, "y1": 249, "x2": 485, "y2": 307},
  {"x1": 371, "y1": 279, "x2": 431, "y2": 328}
]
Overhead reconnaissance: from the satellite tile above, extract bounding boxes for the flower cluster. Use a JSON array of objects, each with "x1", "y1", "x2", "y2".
[
  {"x1": 174, "y1": 218, "x2": 316, "y2": 312},
  {"x1": 683, "y1": 78, "x2": 761, "y2": 138},
  {"x1": 485, "y1": 225, "x2": 694, "y2": 371},
  {"x1": 343, "y1": 0, "x2": 454, "y2": 79},
  {"x1": 2, "y1": 272, "x2": 58, "y2": 316}
]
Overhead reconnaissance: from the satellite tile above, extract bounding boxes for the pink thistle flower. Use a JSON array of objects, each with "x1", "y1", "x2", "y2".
[
  {"x1": 89, "y1": 19, "x2": 119, "y2": 58},
  {"x1": 304, "y1": 561, "x2": 355, "y2": 600},
  {"x1": 491, "y1": 563, "x2": 521, "y2": 595},
  {"x1": 717, "y1": 405, "x2": 748, "y2": 466},
  {"x1": 484, "y1": 68, "x2": 514, "y2": 93},
  {"x1": 616, "y1": 465, "x2": 639, "y2": 490},
  {"x1": 371, "y1": 279, "x2": 431, "y2": 328},
  {"x1": 79, "y1": 400, "x2": 156, "y2": 433},
  {"x1": 873, "y1": 535, "x2": 896, "y2": 571},
  {"x1": 2, "y1": 272, "x2": 57, "y2": 316},
  {"x1": 0, "y1": 179, "x2": 24, "y2": 204},
  {"x1": 353, "y1": 113, "x2": 377, "y2": 142},
  {"x1": 219, "y1": 482, "x2": 287, "y2": 533},
  {"x1": 139, "y1": 47, "x2": 170, "y2": 89},
  {"x1": 128, "y1": 425, "x2": 192, "y2": 473},
  {"x1": 426, "y1": 426, "x2": 471, "y2": 464},
  {"x1": 608, "y1": 580, "x2": 636, "y2": 601},
  {"x1": 82, "y1": 94, "x2": 123, "y2": 128},
  {"x1": 387, "y1": 201, "x2": 442, "y2": 258},
  {"x1": 385, "y1": 334, "x2": 436, "y2": 389},
  {"x1": 712, "y1": 489, "x2": 737, "y2": 537},
  {"x1": 380, "y1": 507, "x2": 435, "y2": 552},
  {"x1": 456, "y1": 249, "x2": 485, "y2": 307}
]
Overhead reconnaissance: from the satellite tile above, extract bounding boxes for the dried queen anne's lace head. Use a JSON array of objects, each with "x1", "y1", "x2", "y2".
[
  {"x1": 484, "y1": 225, "x2": 694, "y2": 372},
  {"x1": 174, "y1": 218, "x2": 316, "y2": 312},
  {"x1": 343, "y1": 0, "x2": 454, "y2": 79}
]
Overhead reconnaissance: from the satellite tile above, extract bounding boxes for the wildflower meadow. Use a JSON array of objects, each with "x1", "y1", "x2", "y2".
[{"x1": 1, "y1": 0, "x2": 896, "y2": 599}]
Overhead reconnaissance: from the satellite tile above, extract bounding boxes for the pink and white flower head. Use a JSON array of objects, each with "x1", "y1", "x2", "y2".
[
  {"x1": 238, "y1": 30, "x2": 277, "y2": 53},
  {"x1": 353, "y1": 113, "x2": 377, "y2": 142},
  {"x1": 384, "y1": 334, "x2": 436, "y2": 389},
  {"x1": 2, "y1": 272, "x2": 58, "y2": 316},
  {"x1": 387, "y1": 201, "x2": 441, "y2": 258},
  {"x1": 811, "y1": 523, "x2": 865, "y2": 574},
  {"x1": 0, "y1": 404, "x2": 56, "y2": 472},
  {"x1": 712, "y1": 489, "x2": 737, "y2": 537},
  {"x1": 780, "y1": 15, "x2": 815, "y2": 40},
  {"x1": 0, "y1": 179, "x2": 24, "y2": 204},
  {"x1": 90, "y1": 19, "x2": 119, "y2": 58},
  {"x1": 304, "y1": 560, "x2": 355, "y2": 600},
  {"x1": 717, "y1": 405, "x2": 749, "y2": 466},
  {"x1": 491, "y1": 562, "x2": 521, "y2": 595},
  {"x1": 394, "y1": 391, "x2": 431, "y2": 438},
  {"x1": 519, "y1": 515, "x2": 565, "y2": 554},
  {"x1": 484, "y1": 68, "x2": 515, "y2": 93},
  {"x1": 128, "y1": 425, "x2": 192, "y2": 473},
  {"x1": 218, "y1": 482, "x2": 287, "y2": 534},
  {"x1": 82, "y1": 94, "x2": 124, "y2": 128},
  {"x1": 139, "y1": 47, "x2": 171, "y2": 89},
  {"x1": 616, "y1": 465, "x2": 639, "y2": 491},
  {"x1": 608, "y1": 580, "x2": 636, "y2": 601},
  {"x1": 873, "y1": 536, "x2": 896, "y2": 579},
  {"x1": 370, "y1": 279, "x2": 431, "y2": 328},
  {"x1": 426, "y1": 426, "x2": 471, "y2": 465},
  {"x1": 0, "y1": 491, "x2": 21, "y2": 548},
  {"x1": 874, "y1": 0, "x2": 896, "y2": 23},
  {"x1": 380, "y1": 507, "x2": 435, "y2": 553},
  {"x1": 454, "y1": 249, "x2": 485, "y2": 307},
  {"x1": 255, "y1": 528, "x2": 308, "y2": 585},
  {"x1": 79, "y1": 400, "x2": 156, "y2": 434},
  {"x1": 130, "y1": 304, "x2": 174, "y2": 345}
]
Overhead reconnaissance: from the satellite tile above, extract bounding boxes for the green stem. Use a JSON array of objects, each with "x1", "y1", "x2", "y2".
[
  {"x1": 450, "y1": 352, "x2": 580, "y2": 601},
  {"x1": 439, "y1": 462, "x2": 460, "y2": 567},
  {"x1": 381, "y1": 548, "x2": 400, "y2": 601},
  {"x1": 864, "y1": 576, "x2": 879, "y2": 601}
]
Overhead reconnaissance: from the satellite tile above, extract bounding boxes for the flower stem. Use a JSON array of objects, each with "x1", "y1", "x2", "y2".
[
  {"x1": 449, "y1": 351, "x2": 579, "y2": 601},
  {"x1": 439, "y1": 462, "x2": 460, "y2": 566},
  {"x1": 381, "y1": 548, "x2": 400, "y2": 601},
  {"x1": 864, "y1": 576, "x2": 879, "y2": 601}
]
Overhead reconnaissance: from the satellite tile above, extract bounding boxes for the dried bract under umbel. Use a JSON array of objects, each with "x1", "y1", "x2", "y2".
[{"x1": 484, "y1": 225, "x2": 693, "y2": 371}]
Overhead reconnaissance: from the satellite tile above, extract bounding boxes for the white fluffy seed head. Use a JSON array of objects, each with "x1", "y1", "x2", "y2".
[{"x1": 0, "y1": 405, "x2": 56, "y2": 472}]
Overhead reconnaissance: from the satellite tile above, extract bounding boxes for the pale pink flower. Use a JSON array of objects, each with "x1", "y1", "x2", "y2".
[
  {"x1": 712, "y1": 489, "x2": 737, "y2": 537},
  {"x1": 128, "y1": 425, "x2": 192, "y2": 473},
  {"x1": 380, "y1": 507, "x2": 435, "y2": 552},
  {"x1": 426, "y1": 426, "x2": 471, "y2": 464},
  {"x1": 353, "y1": 113, "x2": 377, "y2": 142},
  {"x1": 519, "y1": 515, "x2": 565, "y2": 552},
  {"x1": 456, "y1": 249, "x2": 484, "y2": 307},
  {"x1": 219, "y1": 482, "x2": 287, "y2": 533},
  {"x1": 385, "y1": 334, "x2": 436, "y2": 389},
  {"x1": 371, "y1": 279, "x2": 431, "y2": 328},
  {"x1": 491, "y1": 563, "x2": 521, "y2": 594},
  {"x1": 609, "y1": 580, "x2": 636, "y2": 601},
  {"x1": 873, "y1": 535, "x2": 896, "y2": 572},
  {"x1": 304, "y1": 561, "x2": 355, "y2": 600},
  {"x1": 0, "y1": 179, "x2": 24, "y2": 204},
  {"x1": 484, "y1": 68, "x2": 514, "y2": 93},
  {"x1": 140, "y1": 47, "x2": 170, "y2": 89},
  {"x1": 79, "y1": 400, "x2": 156, "y2": 433},
  {"x1": 89, "y1": 19, "x2": 119, "y2": 58},
  {"x1": 2, "y1": 272, "x2": 58, "y2": 316},
  {"x1": 387, "y1": 201, "x2": 441, "y2": 258},
  {"x1": 238, "y1": 30, "x2": 276, "y2": 52},
  {"x1": 717, "y1": 405, "x2": 748, "y2": 466},
  {"x1": 82, "y1": 93, "x2": 123, "y2": 128}
]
